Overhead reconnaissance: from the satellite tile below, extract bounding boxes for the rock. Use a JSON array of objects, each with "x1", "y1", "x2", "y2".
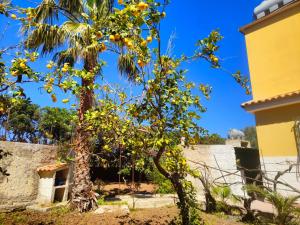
[
  {"x1": 26, "y1": 202, "x2": 68, "y2": 212},
  {"x1": 93, "y1": 205, "x2": 130, "y2": 216},
  {"x1": 0, "y1": 203, "x2": 30, "y2": 213}
]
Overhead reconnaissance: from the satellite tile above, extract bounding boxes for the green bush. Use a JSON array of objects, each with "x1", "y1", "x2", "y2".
[
  {"x1": 247, "y1": 185, "x2": 300, "y2": 225},
  {"x1": 147, "y1": 167, "x2": 175, "y2": 194}
]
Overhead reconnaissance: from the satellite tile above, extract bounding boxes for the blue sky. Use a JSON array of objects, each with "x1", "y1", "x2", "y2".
[{"x1": 0, "y1": 0, "x2": 262, "y2": 137}]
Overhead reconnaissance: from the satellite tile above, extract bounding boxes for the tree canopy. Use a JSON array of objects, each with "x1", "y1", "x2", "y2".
[{"x1": 0, "y1": 0, "x2": 250, "y2": 222}]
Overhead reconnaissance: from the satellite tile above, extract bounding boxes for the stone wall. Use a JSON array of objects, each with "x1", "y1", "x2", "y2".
[{"x1": 0, "y1": 141, "x2": 57, "y2": 211}]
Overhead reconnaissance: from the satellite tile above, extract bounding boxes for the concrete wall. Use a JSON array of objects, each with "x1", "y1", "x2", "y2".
[
  {"x1": 261, "y1": 156, "x2": 300, "y2": 197},
  {"x1": 184, "y1": 145, "x2": 300, "y2": 199},
  {"x1": 0, "y1": 141, "x2": 57, "y2": 210},
  {"x1": 184, "y1": 145, "x2": 245, "y2": 197}
]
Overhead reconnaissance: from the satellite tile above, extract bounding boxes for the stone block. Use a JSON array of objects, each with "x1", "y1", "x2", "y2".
[{"x1": 93, "y1": 205, "x2": 130, "y2": 215}]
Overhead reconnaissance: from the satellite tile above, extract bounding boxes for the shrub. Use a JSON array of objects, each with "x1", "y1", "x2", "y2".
[
  {"x1": 247, "y1": 185, "x2": 300, "y2": 225},
  {"x1": 147, "y1": 167, "x2": 175, "y2": 194}
]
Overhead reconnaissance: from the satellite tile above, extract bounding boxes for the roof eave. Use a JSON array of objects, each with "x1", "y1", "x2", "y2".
[
  {"x1": 242, "y1": 93, "x2": 300, "y2": 113},
  {"x1": 240, "y1": 0, "x2": 300, "y2": 35}
]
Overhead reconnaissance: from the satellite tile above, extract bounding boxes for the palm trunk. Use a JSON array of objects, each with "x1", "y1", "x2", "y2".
[{"x1": 71, "y1": 58, "x2": 97, "y2": 212}]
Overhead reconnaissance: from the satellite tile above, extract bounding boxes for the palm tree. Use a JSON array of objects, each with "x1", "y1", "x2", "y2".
[
  {"x1": 247, "y1": 185, "x2": 300, "y2": 225},
  {"x1": 24, "y1": 0, "x2": 114, "y2": 212}
]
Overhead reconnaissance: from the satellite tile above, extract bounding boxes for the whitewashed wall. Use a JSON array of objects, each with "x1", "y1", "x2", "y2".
[
  {"x1": 184, "y1": 145, "x2": 245, "y2": 197},
  {"x1": 261, "y1": 156, "x2": 300, "y2": 197},
  {"x1": 184, "y1": 145, "x2": 300, "y2": 200}
]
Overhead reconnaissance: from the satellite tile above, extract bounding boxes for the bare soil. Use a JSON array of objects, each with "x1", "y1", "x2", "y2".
[
  {"x1": 99, "y1": 182, "x2": 157, "y2": 196},
  {"x1": 0, "y1": 207, "x2": 247, "y2": 225}
]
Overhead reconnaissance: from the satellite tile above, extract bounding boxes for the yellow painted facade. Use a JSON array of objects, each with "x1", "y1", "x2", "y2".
[
  {"x1": 255, "y1": 104, "x2": 300, "y2": 156},
  {"x1": 242, "y1": 2, "x2": 300, "y2": 156},
  {"x1": 244, "y1": 4, "x2": 300, "y2": 101}
]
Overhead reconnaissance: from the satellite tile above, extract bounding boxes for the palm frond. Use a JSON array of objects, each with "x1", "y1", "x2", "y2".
[
  {"x1": 25, "y1": 24, "x2": 67, "y2": 55},
  {"x1": 60, "y1": 22, "x2": 97, "y2": 61},
  {"x1": 61, "y1": 21, "x2": 90, "y2": 35},
  {"x1": 35, "y1": 0, "x2": 58, "y2": 24},
  {"x1": 53, "y1": 49, "x2": 77, "y2": 67},
  {"x1": 86, "y1": 0, "x2": 114, "y2": 19},
  {"x1": 118, "y1": 54, "x2": 139, "y2": 82},
  {"x1": 87, "y1": 0, "x2": 114, "y2": 11},
  {"x1": 83, "y1": 42, "x2": 101, "y2": 58},
  {"x1": 58, "y1": 0, "x2": 83, "y2": 17},
  {"x1": 245, "y1": 184, "x2": 267, "y2": 196}
]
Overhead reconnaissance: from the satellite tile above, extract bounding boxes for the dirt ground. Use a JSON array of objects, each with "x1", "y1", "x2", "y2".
[
  {"x1": 99, "y1": 182, "x2": 157, "y2": 195},
  {"x1": 0, "y1": 206, "x2": 247, "y2": 225}
]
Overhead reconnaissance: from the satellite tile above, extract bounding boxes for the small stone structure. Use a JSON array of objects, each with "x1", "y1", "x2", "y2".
[
  {"x1": 36, "y1": 163, "x2": 73, "y2": 204},
  {"x1": 225, "y1": 139, "x2": 251, "y2": 148},
  {"x1": 0, "y1": 141, "x2": 57, "y2": 211}
]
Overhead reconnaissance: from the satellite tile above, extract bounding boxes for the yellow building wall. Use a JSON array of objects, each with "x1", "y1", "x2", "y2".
[
  {"x1": 255, "y1": 103, "x2": 300, "y2": 156},
  {"x1": 244, "y1": 5, "x2": 300, "y2": 101}
]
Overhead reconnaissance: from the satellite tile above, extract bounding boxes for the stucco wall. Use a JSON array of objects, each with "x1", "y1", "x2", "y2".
[
  {"x1": 184, "y1": 145, "x2": 245, "y2": 197},
  {"x1": 37, "y1": 171, "x2": 55, "y2": 203},
  {"x1": 261, "y1": 156, "x2": 300, "y2": 198},
  {"x1": 0, "y1": 141, "x2": 57, "y2": 210},
  {"x1": 255, "y1": 104, "x2": 300, "y2": 156},
  {"x1": 184, "y1": 145, "x2": 300, "y2": 200},
  {"x1": 244, "y1": 4, "x2": 300, "y2": 100}
]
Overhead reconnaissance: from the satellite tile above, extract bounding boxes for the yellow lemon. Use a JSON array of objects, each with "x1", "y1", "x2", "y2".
[
  {"x1": 137, "y1": 59, "x2": 144, "y2": 67},
  {"x1": 141, "y1": 40, "x2": 147, "y2": 47},
  {"x1": 96, "y1": 31, "x2": 103, "y2": 39},
  {"x1": 146, "y1": 36, "x2": 153, "y2": 42},
  {"x1": 124, "y1": 38, "x2": 129, "y2": 45},
  {"x1": 10, "y1": 14, "x2": 17, "y2": 19},
  {"x1": 62, "y1": 99, "x2": 69, "y2": 103},
  {"x1": 109, "y1": 35, "x2": 115, "y2": 42},
  {"x1": 100, "y1": 43, "x2": 107, "y2": 52},
  {"x1": 51, "y1": 94, "x2": 57, "y2": 103},
  {"x1": 20, "y1": 62, "x2": 26, "y2": 69},
  {"x1": 46, "y1": 64, "x2": 53, "y2": 69},
  {"x1": 127, "y1": 41, "x2": 133, "y2": 48},
  {"x1": 114, "y1": 34, "x2": 121, "y2": 41},
  {"x1": 138, "y1": 2, "x2": 148, "y2": 10},
  {"x1": 61, "y1": 67, "x2": 68, "y2": 73},
  {"x1": 212, "y1": 56, "x2": 219, "y2": 63},
  {"x1": 11, "y1": 71, "x2": 18, "y2": 76}
]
